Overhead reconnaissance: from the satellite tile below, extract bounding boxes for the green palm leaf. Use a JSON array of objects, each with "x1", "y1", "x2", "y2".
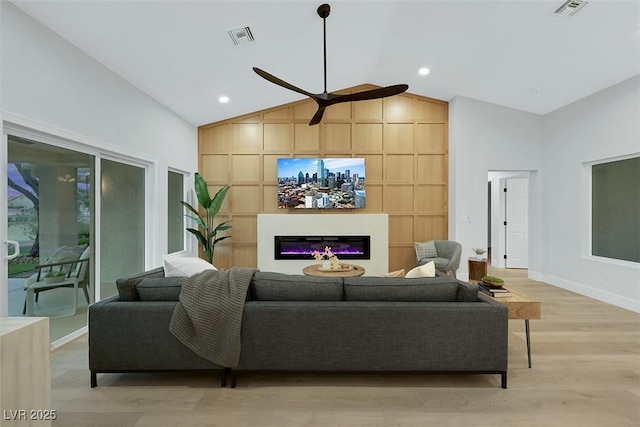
[{"x1": 182, "y1": 175, "x2": 231, "y2": 264}]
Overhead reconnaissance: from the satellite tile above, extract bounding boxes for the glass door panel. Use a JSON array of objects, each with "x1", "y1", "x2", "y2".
[
  {"x1": 7, "y1": 135, "x2": 94, "y2": 342},
  {"x1": 100, "y1": 159, "x2": 145, "y2": 299}
]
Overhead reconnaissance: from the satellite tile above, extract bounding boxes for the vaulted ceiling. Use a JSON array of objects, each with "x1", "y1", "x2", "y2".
[{"x1": 11, "y1": 0, "x2": 640, "y2": 126}]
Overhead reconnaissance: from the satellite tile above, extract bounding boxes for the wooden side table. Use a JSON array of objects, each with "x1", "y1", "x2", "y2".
[
  {"x1": 303, "y1": 263, "x2": 365, "y2": 277},
  {"x1": 495, "y1": 290, "x2": 541, "y2": 368},
  {"x1": 468, "y1": 257, "x2": 488, "y2": 281}
]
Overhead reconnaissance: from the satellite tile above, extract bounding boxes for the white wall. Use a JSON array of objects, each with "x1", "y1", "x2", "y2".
[
  {"x1": 450, "y1": 78, "x2": 640, "y2": 312},
  {"x1": 449, "y1": 97, "x2": 542, "y2": 279},
  {"x1": 1, "y1": 3, "x2": 198, "y2": 269},
  {"x1": 537, "y1": 75, "x2": 640, "y2": 312}
]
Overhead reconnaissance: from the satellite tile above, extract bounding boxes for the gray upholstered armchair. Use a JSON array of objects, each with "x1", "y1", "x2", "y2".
[{"x1": 415, "y1": 240, "x2": 462, "y2": 277}]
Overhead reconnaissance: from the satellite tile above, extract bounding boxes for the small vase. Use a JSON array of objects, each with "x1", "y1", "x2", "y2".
[{"x1": 322, "y1": 260, "x2": 331, "y2": 270}]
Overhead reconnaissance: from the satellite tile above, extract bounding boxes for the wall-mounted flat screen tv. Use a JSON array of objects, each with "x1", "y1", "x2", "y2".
[{"x1": 277, "y1": 158, "x2": 366, "y2": 209}]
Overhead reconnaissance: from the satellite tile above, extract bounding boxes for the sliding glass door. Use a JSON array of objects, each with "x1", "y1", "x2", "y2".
[{"x1": 5, "y1": 136, "x2": 149, "y2": 343}]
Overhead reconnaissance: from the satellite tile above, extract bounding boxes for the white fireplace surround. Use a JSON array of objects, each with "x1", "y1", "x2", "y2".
[{"x1": 257, "y1": 214, "x2": 389, "y2": 276}]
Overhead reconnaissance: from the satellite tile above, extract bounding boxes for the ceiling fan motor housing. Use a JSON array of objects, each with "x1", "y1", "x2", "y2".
[{"x1": 317, "y1": 4, "x2": 330, "y2": 18}]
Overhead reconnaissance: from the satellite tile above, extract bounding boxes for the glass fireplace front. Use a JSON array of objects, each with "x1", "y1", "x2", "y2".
[{"x1": 274, "y1": 235, "x2": 371, "y2": 260}]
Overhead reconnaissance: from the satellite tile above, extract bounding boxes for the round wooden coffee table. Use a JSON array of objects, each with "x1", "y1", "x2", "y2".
[{"x1": 302, "y1": 263, "x2": 365, "y2": 277}]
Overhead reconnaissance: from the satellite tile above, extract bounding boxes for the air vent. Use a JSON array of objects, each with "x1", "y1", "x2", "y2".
[
  {"x1": 554, "y1": 0, "x2": 588, "y2": 17},
  {"x1": 228, "y1": 26, "x2": 255, "y2": 46}
]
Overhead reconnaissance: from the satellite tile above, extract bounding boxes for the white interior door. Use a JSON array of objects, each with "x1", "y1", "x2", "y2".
[{"x1": 505, "y1": 177, "x2": 528, "y2": 268}]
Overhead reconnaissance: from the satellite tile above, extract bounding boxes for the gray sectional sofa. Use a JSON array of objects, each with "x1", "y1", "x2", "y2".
[{"x1": 89, "y1": 268, "x2": 509, "y2": 388}]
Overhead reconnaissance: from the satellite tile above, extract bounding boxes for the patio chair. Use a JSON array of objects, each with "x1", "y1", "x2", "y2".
[{"x1": 23, "y1": 245, "x2": 91, "y2": 316}]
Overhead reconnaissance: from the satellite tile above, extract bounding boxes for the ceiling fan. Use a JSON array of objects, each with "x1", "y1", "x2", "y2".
[{"x1": 253, "y1": 3, "x2": 409, "y2": 126}]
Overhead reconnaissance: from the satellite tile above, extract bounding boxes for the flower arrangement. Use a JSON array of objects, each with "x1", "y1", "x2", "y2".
[
  {"x1": 312, "y1": 246, "x2": 336, "y2": 261},
  {"x1": 312, "y1": 246, "x2": 340, "y2": 269}
]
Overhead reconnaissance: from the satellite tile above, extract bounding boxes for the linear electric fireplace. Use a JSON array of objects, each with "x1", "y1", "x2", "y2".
[{"x1": 275, "y1": 235, "x2": 370, "y2": 260}]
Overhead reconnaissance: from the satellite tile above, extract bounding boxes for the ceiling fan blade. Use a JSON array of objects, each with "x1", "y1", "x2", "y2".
[
  {"x1": 253, "y1": 5, "x2": 409, "y2": 126},
  {"x1": 309, "y1": 106, "x2": 327, "y2": 126},
  {"x1": 329, "y1": 84, "x2": 409, "y2": 105},
  {"x1": 253, "y1": 67, "x2": 314, "y2": 98}
]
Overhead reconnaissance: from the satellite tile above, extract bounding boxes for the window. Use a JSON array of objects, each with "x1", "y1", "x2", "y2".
[
  {"x1": 592, "y1": 156, "x2": 640, "y2": 263},
  {"x1": 168, "y1": 170, "x2": 185, "y2": 253}
]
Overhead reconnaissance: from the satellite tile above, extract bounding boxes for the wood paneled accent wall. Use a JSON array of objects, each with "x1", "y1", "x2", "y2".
[{"x1": 198, "y1": 85, "x2": 448, "y2": 273}]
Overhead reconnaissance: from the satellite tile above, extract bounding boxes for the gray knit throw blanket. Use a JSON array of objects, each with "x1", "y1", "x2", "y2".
[{"x1": 169, "y1": 267, "x2": 257, "y2": 368}]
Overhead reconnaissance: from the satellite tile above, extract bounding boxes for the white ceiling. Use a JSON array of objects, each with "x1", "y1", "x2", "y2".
[{"x1": 11, "y1": 0, "x2": 640, "y2": 127}]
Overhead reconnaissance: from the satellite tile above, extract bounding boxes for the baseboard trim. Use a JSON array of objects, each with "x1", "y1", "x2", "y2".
[
  {"x1": 51, "y1": 326, "x2": 87, "y2": 351},
  {"x1": 528, "y1": 270, "x2": 640, "y2": 313}
]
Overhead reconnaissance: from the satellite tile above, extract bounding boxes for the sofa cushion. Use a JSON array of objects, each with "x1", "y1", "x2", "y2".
[
  {"x1": 343, "y1": 276, "x2": 461, "y2": 302},
  {"x1": 251, "y1": 272, "x2": 343, "y2": 301},
  {"x1": 418, "y1": 257, "x2": 451, "y2": 270},
  {"x1": 46, "y1": 244, "x2": 88, "y2": 272},
  {"x1": 136, "y1": 277, "x2": 184, "y2": 301},
  {"x1": 116, "y1": 267, "x2": 165, "y2": 301}
]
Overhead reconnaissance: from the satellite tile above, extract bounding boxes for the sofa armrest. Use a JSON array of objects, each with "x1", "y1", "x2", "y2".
[
  {"x1": 89, "y1": 299, "x2": 222, "y2": 372},
  {"x1": 456, "y1": 280, "x2": 479, "y2": 302}
]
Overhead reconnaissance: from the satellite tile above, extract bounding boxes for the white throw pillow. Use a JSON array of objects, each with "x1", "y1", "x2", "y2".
[
  {"x1": 163, "y1": 255, "x2": 217, "y2": 277},
  {"x1": 405, "y1": 261, "x2": 436, "y2": 278}
]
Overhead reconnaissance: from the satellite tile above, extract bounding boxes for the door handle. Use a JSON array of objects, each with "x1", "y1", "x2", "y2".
[{"x1": 5, "y1": 240, "x2": 20, "y2": 260}]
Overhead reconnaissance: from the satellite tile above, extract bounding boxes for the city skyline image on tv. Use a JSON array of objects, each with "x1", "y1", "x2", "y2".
[{"x1": 277, "y1": 158, "x2": 366, "y2": 209}]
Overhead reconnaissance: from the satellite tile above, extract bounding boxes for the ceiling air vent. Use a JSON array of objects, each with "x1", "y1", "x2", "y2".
[
  {"x1": 554, "y1": 0, "x2": 588, "y2": 17},
  {"x1": 228, "y1": 26, "x2": 255, "y2": 46}
]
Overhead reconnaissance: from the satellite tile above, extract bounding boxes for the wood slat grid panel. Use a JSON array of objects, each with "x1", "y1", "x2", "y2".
[{"x1": 198, "y1": 86, "x2": 448, "y2": 272}]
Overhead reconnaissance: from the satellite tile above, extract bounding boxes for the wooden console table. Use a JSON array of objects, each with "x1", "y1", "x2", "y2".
[{"x1": 303, "y1": 263, "x2": 365, "y2": 277}]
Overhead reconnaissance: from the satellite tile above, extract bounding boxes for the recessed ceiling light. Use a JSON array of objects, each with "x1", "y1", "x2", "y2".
[
  {"x1": 218, "y1": 96, "x2": 230, "y2": 103},
  {"x1": 418, "y1": 67, "x2": 430, "y2": 76},
  {"x1": 531, "y1": 88, "x2": 544, "y2": 95}
]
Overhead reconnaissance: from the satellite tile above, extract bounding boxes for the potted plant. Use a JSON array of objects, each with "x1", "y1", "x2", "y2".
[
  {"x1": 472, "y1": 248, "x2": 487, "y2": 259},
  {"x1": 181, "y1": 173, "x2": 232, "y2": 264}
]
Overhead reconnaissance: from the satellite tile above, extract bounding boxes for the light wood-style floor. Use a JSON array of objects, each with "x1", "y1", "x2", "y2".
[{"x1": 50, "y1": 268, "x2": 640, "y2": 427}]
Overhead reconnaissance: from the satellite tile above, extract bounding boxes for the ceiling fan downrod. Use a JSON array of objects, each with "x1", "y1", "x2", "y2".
[{"x1": 318, "y1": 3, "x2": 330, "y2": 95}]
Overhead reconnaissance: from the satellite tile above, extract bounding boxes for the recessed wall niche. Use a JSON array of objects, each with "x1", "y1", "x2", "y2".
[{"x1": 198, "y1": 84, "x2": 448, "y2": 272}]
